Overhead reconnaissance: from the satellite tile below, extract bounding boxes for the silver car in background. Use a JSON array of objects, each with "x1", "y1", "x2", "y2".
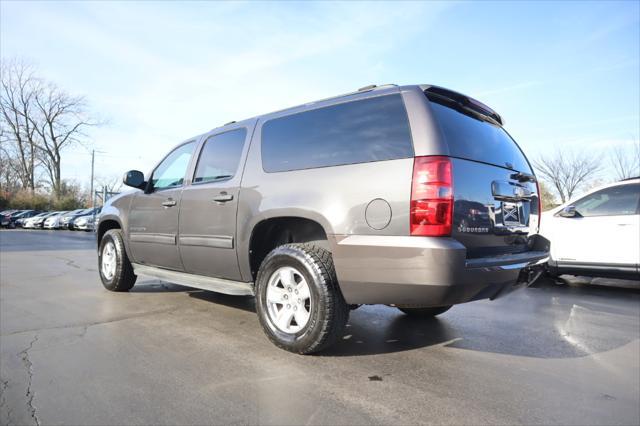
[{"x1": 43, "y1": 211, "x2": 68, "y2": 229}]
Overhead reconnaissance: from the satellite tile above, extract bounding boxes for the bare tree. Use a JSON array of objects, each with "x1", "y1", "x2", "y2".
[
  {"x1": 609, "y1": 140, "x2": 640, "y2": 181},
  {"x1": 533, "y1": 149, "x2": 602, "y2": 203},
  {"x1": 29, "y1": 82, "x2": 97, "y2": 197},
  {"x1": 0, "y1": 145, "x2": 22, "y2": 194},
  {"x1": 0, "y1": 59, "x2": 40, "y2": 190},
  {"x1": 1, "y1": 58, "x2": 98, "y2": 197},
  {"x1": 95, "y1": 175, "x2": 123, "y2": 194}
]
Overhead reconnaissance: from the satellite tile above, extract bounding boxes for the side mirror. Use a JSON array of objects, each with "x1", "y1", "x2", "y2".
[
  {"x1": 558, "y1": 205, "x2": 579, "y2": 218},
  {"x1": 123, "y1": 170, "x2": 146, "y2": 189}
]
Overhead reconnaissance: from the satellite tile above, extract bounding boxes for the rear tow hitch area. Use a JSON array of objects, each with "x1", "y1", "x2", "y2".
[
  {"x1": 489, "y1": 263, "x2": 546, "y2": 301},
  {"x1": 518, "y1": 264, "x2": 545, "y2": 287}
]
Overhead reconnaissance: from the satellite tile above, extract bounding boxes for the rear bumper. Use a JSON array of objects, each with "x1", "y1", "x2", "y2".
[{"x1": 330, "y1": 235, "x2": 549, "y2": 305}]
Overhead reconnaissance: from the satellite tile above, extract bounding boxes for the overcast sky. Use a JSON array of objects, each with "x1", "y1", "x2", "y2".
[{"x1": 1, "y1": 1, "x2": 638, "y2": 186}]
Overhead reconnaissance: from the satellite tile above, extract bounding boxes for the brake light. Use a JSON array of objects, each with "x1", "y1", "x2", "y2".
[
  {"x1": 410, "y1": 156, "x2": 453, "y2": 236},
  {"x1": 535, "y1": 179, "x2": 542, "y2": 229}
]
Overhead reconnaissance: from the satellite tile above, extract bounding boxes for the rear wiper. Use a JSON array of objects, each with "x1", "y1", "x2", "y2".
[{"x1": 510, "y1": 171, "x2": 536, "y2": 183}]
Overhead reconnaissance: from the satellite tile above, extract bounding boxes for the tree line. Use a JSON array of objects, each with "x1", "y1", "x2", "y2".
[{"x1": 533, "y1": 142, "x2": 639, "y2": 207}]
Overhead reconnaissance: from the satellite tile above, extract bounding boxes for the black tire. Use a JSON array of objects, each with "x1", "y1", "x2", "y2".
[
  {"x1": 255, "y1": 243, "x2": 349, "y2": 354},
  {"x1": 398, "y1": 305, "x2": 452, "y2": 317},
  {"x1": 98, "y1": 229, "x2": 137, "y2": 292}
]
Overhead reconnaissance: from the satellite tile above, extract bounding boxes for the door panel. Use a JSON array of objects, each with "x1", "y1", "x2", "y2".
[
  {"x1": 178, "y1": 126, "x2": 251, "y2": 281},
  {"x1": 128, "y1": 188, "x2": 183, "y2": 269},
  {"x1": 179, "y1": 183, "x2": 241, "y2": 279},
  {"x1": 128, "y1": 141, "x2": 197, "y2": 271}
]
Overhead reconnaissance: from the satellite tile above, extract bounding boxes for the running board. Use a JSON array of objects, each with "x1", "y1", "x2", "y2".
[{"x1": 132, "y1": 263, "x2": 254, "y2": 296}]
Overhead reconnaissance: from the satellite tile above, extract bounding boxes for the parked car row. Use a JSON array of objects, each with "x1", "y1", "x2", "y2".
[{"x1": 0, "y1": 208, "x2": 101, "y2": 231}]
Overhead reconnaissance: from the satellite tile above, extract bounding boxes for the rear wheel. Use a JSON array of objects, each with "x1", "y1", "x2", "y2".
[
  {"x1": 99, "y1": 229, "x2": 137, "y2": 292},
  {"x1": 255, "y1": 243, "x2": 349, "y2": 354},
  {"x1": 397, "y1": 305, "x2": 452, "y2": 317}
]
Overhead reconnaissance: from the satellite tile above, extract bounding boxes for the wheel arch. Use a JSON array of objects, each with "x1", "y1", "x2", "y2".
[
  {"x1": 97, "y1": 216, "x2": 123, "y2": 247},
  {"x1": 245, "y1": 215, "x2": 331, "y2": 281}
]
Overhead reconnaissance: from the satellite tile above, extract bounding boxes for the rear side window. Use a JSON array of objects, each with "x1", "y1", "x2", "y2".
[
  {"x1": 261, "y1": 94, "x2": 413, "y2": 172},
  {"x1": 572, "y1": 183, "x2": 640, "y2": 217},
  {"x1": 428, "y1": 99, "x2": 531, "y2": 172},
  {"x1": 194, "y1": 128, "x2": 247, "y2": 183}
]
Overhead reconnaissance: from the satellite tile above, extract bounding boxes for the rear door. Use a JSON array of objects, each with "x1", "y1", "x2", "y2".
[
  {"x1": 128, "y1": 141, "x2": 196, "y2": 271},
  {"x1": 425, "y1": 92, "x2": 540, "y2": 258},
  {"x1": 178, "y1": 123, "x2": 254, "y2": 281}
]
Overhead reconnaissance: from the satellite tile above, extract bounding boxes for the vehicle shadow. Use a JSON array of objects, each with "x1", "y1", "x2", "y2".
[
  {"x1": 188, "y1": 290, "x2": 256, "y2": 313},
  {"x1": 131, "y1": 280, "x2": 257, "y2": 313},
  {"x1": 322, "y1": 278, "x2": 639, "y2": 358},
  {"x1": 130, "y1": 276, "x2": 639, "y2": 359},
  {"x1": 130, "y1": 279, "x2": 191, "y2": 293}
]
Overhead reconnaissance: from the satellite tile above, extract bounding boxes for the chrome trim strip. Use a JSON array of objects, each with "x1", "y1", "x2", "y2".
[
  {"x1": 132, "y1": 263, "x2": 254, "y2": 296},
  {"x1": 178, "y1": 235, "x2": 234, "y2": 249},
  {"x1": 555, "y1": 261, "x2": 636, "y2": 273},
  {"x1": 465, "y1": 252, "x2": 549, "y2": 270},
  {"x1": 130, "y1": 233, "x2": 176, "y2": 245}
]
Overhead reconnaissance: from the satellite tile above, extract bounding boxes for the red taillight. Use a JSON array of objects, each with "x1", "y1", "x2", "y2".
[{"x1": 410, "y1": 156, "x2": 453, "y2": 236}]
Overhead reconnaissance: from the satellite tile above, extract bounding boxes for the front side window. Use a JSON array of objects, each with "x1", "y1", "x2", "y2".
[
  {"x1": 151, "y1": 141, "x2": 196, "y2": 191},
  {"x1": 261, "y1": 94, "x2": 414, "y2": 173},
  {"x1": 193, "y1": 128, "x2": 247, "y2": 183},
  {"x1": 572, "y1": 183, "x2": 639, "y2": 217}
]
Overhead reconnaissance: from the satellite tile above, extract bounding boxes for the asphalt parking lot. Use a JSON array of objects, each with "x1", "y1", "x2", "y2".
[{"x1": 1, "y1": 230, "x2": 639, "y2": 426}]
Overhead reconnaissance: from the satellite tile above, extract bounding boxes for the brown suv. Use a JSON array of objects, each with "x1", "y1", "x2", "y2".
[{"x1": 97, "y1": 84, "x2": 549, "y2": 353}]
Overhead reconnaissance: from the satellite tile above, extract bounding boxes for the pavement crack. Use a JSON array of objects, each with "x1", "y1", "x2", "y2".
[
  {"x1": 17, "y1": 335, "x2": 40, "y2": 426},
  {"x1": 2, "y1": 308, "x2": 180, "y2": 338},
  {"x1": 0, "y1": 378, "x2": 12, "y2": 424},
  {"x1": 53, "y1": 256, "x2": 81, "y2": 269}
]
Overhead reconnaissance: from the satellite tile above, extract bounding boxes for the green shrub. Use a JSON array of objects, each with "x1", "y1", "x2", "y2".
[
  {"x1": 51, "y1": 195, "x2": 84, "y2": 211},
  {"x1": 8, "y1": 190, "x2": 50, "y2": 210}
]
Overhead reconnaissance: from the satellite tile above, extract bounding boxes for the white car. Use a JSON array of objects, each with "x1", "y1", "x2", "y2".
[
  {"x1": 22, "y1": 212, "x2": 49, "y2": 228},
  {"x1": 540, "y1": 178, "x2": 639, "y2": 280},
  {"x1": 73, "y1": 214, "x2": 96, "y2": 232},
  {"x1": 43, "y1": 211, "x2": 68, "y2": 229}
]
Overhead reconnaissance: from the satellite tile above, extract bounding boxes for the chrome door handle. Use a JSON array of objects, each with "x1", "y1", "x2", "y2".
[
  {"x1": 212, "y1": 193, "x2": 234, "y2": 203},
  {"x1": 162, "y1": 199, "x2": 177, "y2": 207}
]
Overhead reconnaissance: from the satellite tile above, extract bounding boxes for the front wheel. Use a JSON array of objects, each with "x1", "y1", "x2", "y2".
[
  {"x1": 397, "y1": 306, "x2": 452, "y2": 317},
  {"x1": 255, "y1": 243, "x2": 349, "y2": 354},
  {"x1": 99, "y1": 229, "x2": 137, "y2": 292}
]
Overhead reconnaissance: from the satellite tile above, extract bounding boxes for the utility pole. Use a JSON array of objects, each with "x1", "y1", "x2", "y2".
[{"x1": 90, "y1": 149, "x2": 95, "y2": 208}]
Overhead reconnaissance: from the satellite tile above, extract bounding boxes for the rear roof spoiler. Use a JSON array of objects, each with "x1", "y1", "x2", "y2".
[{"x1": 421, "y1": 85, "x2": 504, "y2": 126}]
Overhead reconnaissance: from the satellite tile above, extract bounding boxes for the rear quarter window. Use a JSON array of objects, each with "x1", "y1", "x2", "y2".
[
  {"x1": 429, "y1": 100, "x2": 531, "y2": 173},
  {"x1": 261, "y1": 94, "x2": 414, "y2": 173}
]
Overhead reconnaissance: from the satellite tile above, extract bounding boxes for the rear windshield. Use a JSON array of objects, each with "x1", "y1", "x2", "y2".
[{"x1": 428, "y1": 99, "x2": 531, "y2": 172}]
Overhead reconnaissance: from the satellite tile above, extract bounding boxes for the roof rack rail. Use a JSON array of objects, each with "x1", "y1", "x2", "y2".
[
  {"x1": 621, "y1": 176, "x2": 640, "y2": 181},
  {"x1": 357, "y1": 83, "x2": 397, "y2": 92},
  {"x1": 224, "y1": 120, "x2": 236, "y2": 126},
  {"x1": 357, "y1": 84, "x2": 378, "y2": 92},
  {"x1": 299, "y1": 84, "x2": 398, "y2": 108}
]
